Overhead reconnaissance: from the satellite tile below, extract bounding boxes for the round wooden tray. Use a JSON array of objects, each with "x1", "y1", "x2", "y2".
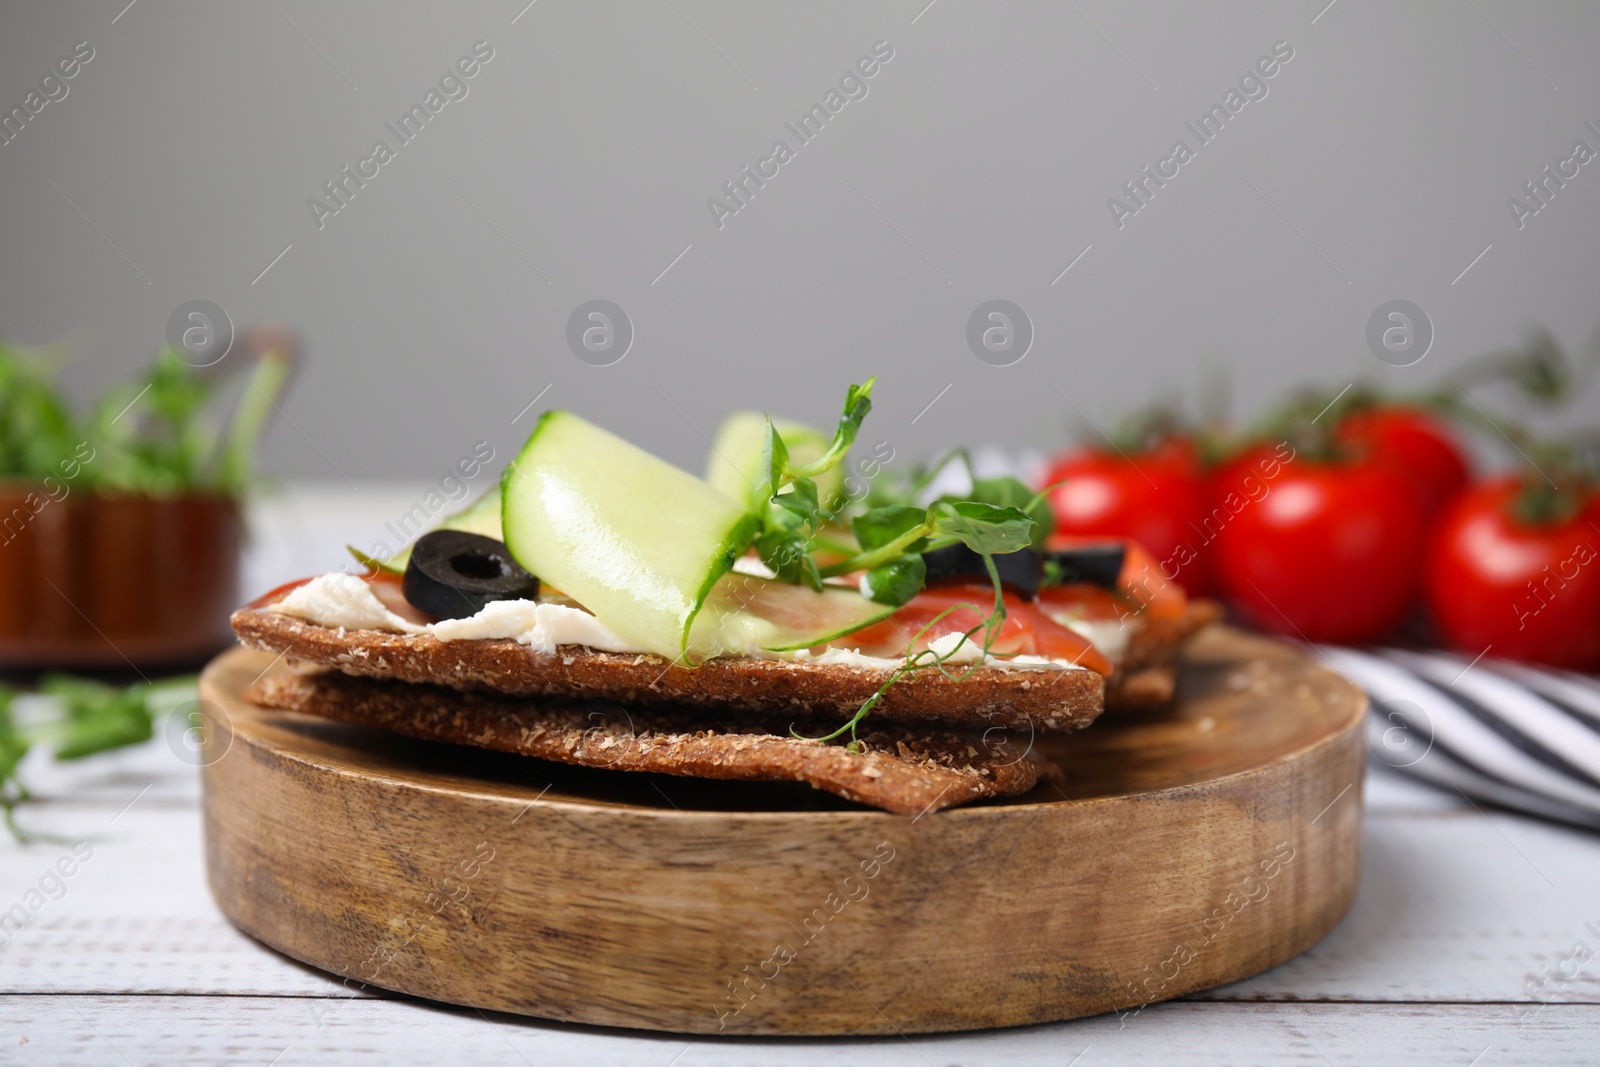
[{"x1": 198, "y1": 626, "x2": 1366, "y2": 1036}]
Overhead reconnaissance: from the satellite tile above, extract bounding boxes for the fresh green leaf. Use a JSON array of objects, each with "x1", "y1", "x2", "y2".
[
  {"x1": 218, "y1": 345, "x2": 293, "y2": 493},
  {"x1": 707, "y1": 411, "x2": 844, "y2": 511},
  {"x1": 746, "y1": 382, "x2": 880, "y2": 591},
  {"x1": 772, "y1": 476, "x2": 820, "y2": 527},
  {"x1": 0, "y1": 685, "x2": 27, "y2": 793},
  {"x1": 860, "y1": 555, "x2": 926, "y2": 606},
  {"x1": 89, "y1": 349, "x2": 218, "y2": 493},
  {"x1": 0, "y1": 673, "x2": 192, "y2": 838},
  {"x1": 787, "y1": 378, "x2": 874, "y2": 479},
  {"x1": 348, "y1": 544, "x2": 403, "y2": 576},
  {"x1": 929, "y1": 501, "x2": 1036, "y2": 555},
  {"x1": 762, "y1": 417, "x2": 789, "y2": 499},
  {"x1": 757, "y1": 528, "x2": 822, "y2": 591},
  {"x1": 40, "y1": 673, "x2": 118, "y2": 715},
  {"x1": 851, "y1": 505, "x2": 930, "y2": 553},
  {"x1": 41, "y1": 674, "x2": 155, "y2": 761},
  {"x1": 144, "y1": 348, "x2": 211, "y2": 426},
  {"x1": 963, "y1": 475, "x2": 1031, "y2": 506},
  {"x1": 55, "y1": 704, "x2": 153, "y2": 761},
  {"x1": 0, "y1": 732, "x2": 27, "y2": 793},
  {"x1": 0, "y1": 342, "x2": 78, "y2": 480},
  {"x1": 0, "y1": 335, "x2": 286, "y2": 495},
  {"x1": 963, "y1": 476, "x2": 1054, "y2": 548}
]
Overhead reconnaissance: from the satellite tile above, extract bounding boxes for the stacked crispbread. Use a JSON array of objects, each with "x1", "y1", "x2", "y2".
[{"x1": 231, "y1": 590, "x2": 1217, "y2": 813}]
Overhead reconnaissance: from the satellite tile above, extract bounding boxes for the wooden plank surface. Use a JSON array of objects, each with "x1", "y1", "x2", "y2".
[
  {"x1": 5, "y1": 751, "x2": 1600, "y2": 1008},
  {"x1": 2, "y1": 485, "x2": 1598, "y2": 1061},
  {"x1": 3, "y1": 997, "x2": 1596, "y2": 1065}
]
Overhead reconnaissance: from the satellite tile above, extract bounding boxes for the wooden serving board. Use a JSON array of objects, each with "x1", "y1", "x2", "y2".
[{"x1": 198, "y1": 626, "x2": 1366, "y2": 1036}]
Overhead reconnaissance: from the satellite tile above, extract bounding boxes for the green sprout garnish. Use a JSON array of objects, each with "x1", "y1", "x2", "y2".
[
  {"x1": 0, "y1": 335, "x2": 290, "y2": 494},
  {"x1": 752, "y1": 380, "x2": 1048, "y2": 749},
  {"x1": 0, "y1": 675, "x2": 196, "y2": 841},
  {"x1": 794, "y1": 551, "x2": 1013, "y2": 752}
]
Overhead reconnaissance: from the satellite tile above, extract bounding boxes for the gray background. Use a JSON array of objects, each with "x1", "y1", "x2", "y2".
[{"x1": 1, "y1": 0, "x2": 1597, "y2": 482}]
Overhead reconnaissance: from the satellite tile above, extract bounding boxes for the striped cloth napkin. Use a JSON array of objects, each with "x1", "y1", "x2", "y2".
[{"x1": 1320, "y1": 647, "x2": 1600, "y2": 831}]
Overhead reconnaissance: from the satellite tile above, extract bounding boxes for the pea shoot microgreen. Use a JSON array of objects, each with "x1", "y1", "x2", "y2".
[
  {"x1": 0, "y1": 675, "x2": 195, "y2": 841},
  {"x1": 0, "y1": 336, "x2": 286, "y2": 834},
  {"x1": 752, "y1": 380, "x2": 1051, "y2": 750},
  {"x1": 795, "y1": 553, "x2": 1012, "y2": 751},
  {"x1": 0, "y1": 337, "x2": 290, "y2": 494}
]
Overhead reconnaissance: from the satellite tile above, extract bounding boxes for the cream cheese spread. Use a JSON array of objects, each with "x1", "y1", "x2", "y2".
[
  {"x1": 789, "y1": 639, "x2": 1069, "y2": 671},
  {"x1": 268, "y1": 571, "x2": 1091, "y2": 670},
  {"x1": 269, "y1": 571, "x2": 637, "y2": 653},
  {"x1": 1056, "y1": 616, "x2": 1131, "y2": 663}
]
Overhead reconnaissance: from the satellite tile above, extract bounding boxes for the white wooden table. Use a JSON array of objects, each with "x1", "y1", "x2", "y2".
[{"x1": 3, "y1": 485, "x2": 1598, "y2": 1065}]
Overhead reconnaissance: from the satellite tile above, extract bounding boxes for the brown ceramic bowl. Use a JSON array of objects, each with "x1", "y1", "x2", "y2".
[{"x1": 0, "y1": 484, "x2": 242, "y2": 670}]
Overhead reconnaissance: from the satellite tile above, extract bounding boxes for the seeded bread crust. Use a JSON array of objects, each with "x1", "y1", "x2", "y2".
[
  {"x1": 245, "y1": 668, "x2": 1060, "y2": 815},
  {"x1": 231, "y1": 607, "x2": 1105, "y2": 731},
  {"x1": 1119, "y1": 599, "x2": 1224, "y2": 674},
  {"x1": 1104, "y1": 664, "x2": 1178, "y2": 709},
  {"x1": 1102, "y1": 599, "x2": 1222, "y2": 710}
]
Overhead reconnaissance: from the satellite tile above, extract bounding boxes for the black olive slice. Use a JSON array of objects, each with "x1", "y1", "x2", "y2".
[
  {"x1": 402, "y1": 530, "x2": 540, "y2": 620},
  {"x1": 1044, "y1": 544, "x2": 1125, "y2": 590},
  {"x1": 920, "y1": 544, "x2": 1042, "y2": 599}
]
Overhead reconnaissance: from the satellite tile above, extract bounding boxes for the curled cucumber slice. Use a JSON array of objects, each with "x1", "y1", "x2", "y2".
[
  {"x1": 705, "y1": 411, "x2": 844, "y2": 512},
  {"x1": 502, "y1": 411, "x2": 760, "y2": 662},
  {"x1": 689, "y1": 571, "x2": 898, "y2": 658}
]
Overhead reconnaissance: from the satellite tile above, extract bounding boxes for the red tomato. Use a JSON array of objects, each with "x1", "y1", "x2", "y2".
[
  {"x1": 833, "y1": 585, "x2": 1113, "y2": 675},
  {"x1": 1213, "y1": 454, "x2": 1427, "y2": 644},
  {"x1": 1335, "y1": 407, "x2": 1471, "y2": 515},
  {"x1": 1209, "y1": 442, "x2": 1297, "y2": 505},
  {"x1": 1425, "y1": 478, "x2": 1600, "y2": 670},
  {"x1": 1042, "y1": 438, "x2": 1214, "y2": 596}
]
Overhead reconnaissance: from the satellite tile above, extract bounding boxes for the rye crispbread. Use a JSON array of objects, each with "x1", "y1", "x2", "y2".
[
  {"x1": 245, "y1": 667, "x2": 1060, "y2": 814},
  {"x1": 1105, "y1": 663, "x2": 1178, "y2": 709},
  {"x1": 230, "y1": 606, "x2": 1107, "y2": 731},
  {"x1": 230, "y1": 595, "x2": 1219, "y2": 728},
  {"x1": 1101, "y1": 599, "x2": 1222, "y2": 709}
]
